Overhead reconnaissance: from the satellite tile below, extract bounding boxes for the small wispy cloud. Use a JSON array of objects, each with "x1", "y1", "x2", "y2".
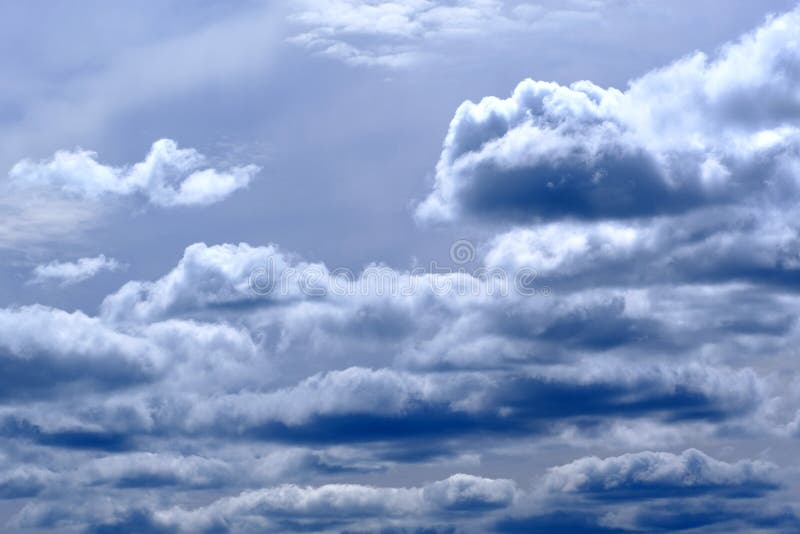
[
  {"x1": 29, "y1": 254, "x2": 122, "y2": 286},
  {"x1": 288, "y1": 0, "x2": 609, "y2": 68}
]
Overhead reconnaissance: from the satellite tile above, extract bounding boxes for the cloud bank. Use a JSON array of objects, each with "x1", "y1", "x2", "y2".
[{"x1": 3, "y1": 5, "x2": 800, "y2": 534}]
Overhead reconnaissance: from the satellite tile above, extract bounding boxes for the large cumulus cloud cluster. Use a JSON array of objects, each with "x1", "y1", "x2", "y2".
[
  {"x1": 417, "y1": 7, "x2": 800, "y2": 223},
  {"x1": 3, "y1": 6, "x2": 800, "y2": 534}
]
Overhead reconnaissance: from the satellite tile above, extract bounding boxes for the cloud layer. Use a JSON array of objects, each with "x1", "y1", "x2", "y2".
[{"x1": 3, "y1": 5, "x2": 800, "y2": 534}]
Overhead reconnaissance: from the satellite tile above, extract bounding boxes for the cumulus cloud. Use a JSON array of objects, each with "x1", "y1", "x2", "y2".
[
  {"x1": 29, "y1": 254, "x2": 121, "y2": 286},
  {"x1": 484, "y1": 209, "x2": 800, "y2": 288},
  {"x1": 11, "y1": 451, "x2": 789, "y2": 533},
  {"x1": 57, "y1": 474, "x2": 516, "y2": 533},
  {"x1": 541, "y1": 449, "x2": 778, "y2": 498},
  {"x1": 494, "y1": 450, "x2": 791, "y2": 533},
  {"x1": 178, "y1": 361, "x2": 762, "y2": 446},
  {"x1": 416, "y1": 7, "x2": 800, "y2": 222},
  {"x1": 0, "y1": 304, "x2": 266, "y2": 406},
  {"x1": 9, "y1": 138, "x2": 260, "y2": 208},
  {"x1": 100, "y1": 242, "x2": 313, "y2": 323},
  {"x1": 4, "y1": 7, "x2": 800, "y2": 533},
  {"x1": 0, "y1": 305, "x2": 161, "y2": 399}
]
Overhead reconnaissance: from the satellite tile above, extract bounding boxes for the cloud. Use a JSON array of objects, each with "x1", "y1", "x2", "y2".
[
  {"x1": 484, "y1": 209, "x2": 800, "y2": 289},
  {"x1": 0, "y1": 305, "x2": 262, "y2": 403},
  {"x1": 423, "y1": 473, "x2": 517, "y2": 511},
  {"x1": 0, "y1": 465, "x2": 54, "y2": 499},
  {"x1": 11, "y1": 451, "x2": 789, "y2": 533},
  {"x1": 416, "y1": 7, "x2": 800, "y2": 222},
  {"x1": 4, "y1": 7, "x2": 800, "y2": 533},
  {"x1": 541, "y1": 448, "x2": 778, "y2": 499},
  {"x1": 0, "y1": 194, "x2": 97, "y2": 250},
  {"x1": 9, "y1": 139, "x2": 260, "y2": 207},
  {"x1": 54, "y1": 474, "x2": 515, "y2": 533},
  {"x1": 180, "y1": 362, "x2": 762, "y2": 446},
  {"x1": 94, "y1": 239, "x2": 800, "y2": 384},
  {"x1": 0, "y1": 305, "x2": 161, "y2": 400},
  {"x1": 288, "y1": 0, "x2": 613, "y2": 68},
  {"x1": 494, "y1": 450, "x2": 792, "y2": 533},
  {"x1": 79, "y1": 453, "x2": 232, "y2": 490},
  {"x1": 289, "y1": 0, "x2": 512, "y2": 67},
  {"x1": 29, "y1": 254, "x2": 121, "y2": 286},
  {"x1": 0, "y1": 2, "x2": 281, "y2": 174},
  {"x1": 100, "y1": 242, "x2": 309, "y2": 323}
]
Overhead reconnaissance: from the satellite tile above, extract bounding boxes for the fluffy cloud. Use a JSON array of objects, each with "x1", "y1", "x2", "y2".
[
  {"x1": 11, "y1": 451, "x2": 789, "y2": 533},
  {"x1": 416, "y1": 7, "x2": 800, "y2": 222},
  {"x1": 29, "y1": 254, "x2": 121, "y2": 286},
  {"x1": 100, "y1": 242, "x2": 313, "y2": 323},
  {"x1": 9, "y1": 139, "x2": 260, "y2": 207},
  {"x1": 178, "y1": 361, "x2": 762, "y2": 447},
  {"x1": 541, "y1": 449, "x2": 778, "y2": 498},
  {"x1": 495, "y1": 450, "x2": 791, "y2": 533},
  {"x1": 0, "y1": 305, "x2": 161, "y2": 399},
  {"x1": 0, "y1": 304, "x2": 266, "y2": 408},
  {"x1": 485, "y1": 209, "x2": 800, "y2": 288}
]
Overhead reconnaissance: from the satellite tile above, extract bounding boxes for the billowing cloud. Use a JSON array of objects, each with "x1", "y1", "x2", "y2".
[{"x1": 416, "y1": 7, "x2": 800, "y2": 223}]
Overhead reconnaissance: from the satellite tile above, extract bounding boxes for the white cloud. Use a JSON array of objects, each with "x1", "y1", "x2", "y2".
[
  {"x1": 107, "y1": 474, "x2": 516, "y2": 532},
  {"x1": 541, "y1": 448, "x2": 778, "y2": 495},
  {"x1": 30, "y1": 254, "x2": 121, "y2": 286},
  {"x1": 288, "y1": 0, "x2": 611, "y2": 67},
  {"x1": 9, "y1": 139, "x2": 260, "y2": 208},
  {"x1": 416, "y1": 6, "x2": 800, "y2": 222}
]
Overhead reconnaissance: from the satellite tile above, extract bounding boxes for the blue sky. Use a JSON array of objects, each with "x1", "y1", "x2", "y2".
[{"x1": 2, "y1": 1, "x2": 800, "y2": 532}]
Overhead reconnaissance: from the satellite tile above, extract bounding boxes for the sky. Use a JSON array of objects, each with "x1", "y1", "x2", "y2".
[{"x1": 1, "y1": 0, "x2": 800, "y2": 532}]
